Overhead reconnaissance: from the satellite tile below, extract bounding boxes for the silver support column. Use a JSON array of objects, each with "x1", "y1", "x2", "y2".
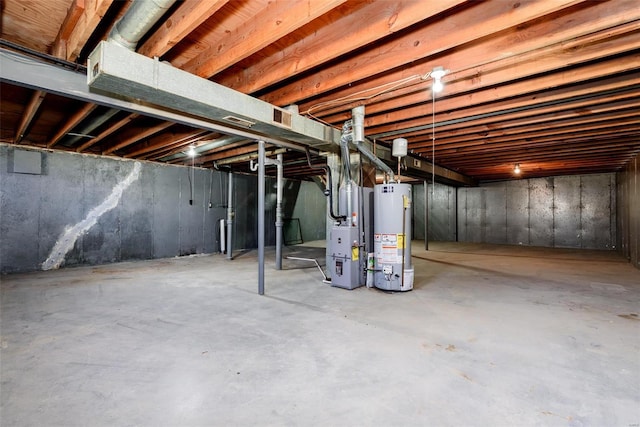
[
  {"x1": 258, "y1": 141, "x2": 266, "y2": 295},
  {"x1": 275, "y1": 153, "x2": 284, "y2": 270},
  {"x1": 226, "y1": 172, "x2": 234, "y2": 260}
]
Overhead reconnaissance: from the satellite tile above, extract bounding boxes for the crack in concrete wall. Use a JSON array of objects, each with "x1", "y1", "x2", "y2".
[{"x1": 42, "y1": 162, "x2": 142, "y2": 270}]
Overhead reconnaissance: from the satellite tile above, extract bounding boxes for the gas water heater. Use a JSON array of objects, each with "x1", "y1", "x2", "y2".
[
  {"x1": 373, "y1": 183, "x2": 413, "y2": 291},
  {"x1": 329, "y1": 106, "x2": 414, "y2": 292}
]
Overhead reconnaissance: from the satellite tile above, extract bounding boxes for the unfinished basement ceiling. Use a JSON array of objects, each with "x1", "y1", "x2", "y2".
[{"x1": 1, "y1": 0, "x2": 639, "y2": 182}]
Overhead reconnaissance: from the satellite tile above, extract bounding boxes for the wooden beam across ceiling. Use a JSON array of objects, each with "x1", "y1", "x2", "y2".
[
  {"x1": 102, "y1": 121, "x2": 174, "y2": 155},
  {"x1": 425, "y1": 120, "x2": 640, "y2": 154},
  {"x1": 309, "y1": 0, "x2": 640, "y2": 122},
  {"x1": 182, "y1": 0, "x2": 348, "y2": 78},
  {"x1": 261, "y1": 0, "x2": 584, "y2": 107},
  {"x1": 77, "y1": 113, "x2": 141, "y2": 152},
  {"x1": 64, "y1": 0, "x2": 115, "y2": 61},
  {"x1": 138, "y1": 0, "x2": 230, "y2": 58},
  {"x1": 148, "y1": 133, "x2": 225, "y2": 161},
  {"x1": 219, "y1": 0, "x2": 466, "y2": 94},
  {"x1": 378, "y1": 98, "x2": 640, "y2": 145},
  {"x1": 14, "y1": 90, "x2": 46, "y2": 144},
  {"x1": 47, "y1": 103, "x2": 97, "y2": 148},
  {"x1": 125, "y1": 130, "x2": 212, "y2": 158},
  {"x1": 51, "y1": 0, "x2": 86, "y2": 59}
]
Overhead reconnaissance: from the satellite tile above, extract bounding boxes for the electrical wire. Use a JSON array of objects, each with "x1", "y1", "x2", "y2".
[
  {"x1": 432, "y1": 84, "x2": 436, "y2": 197},
  {"x1": 302, "y1": 71, "x2": 434, "y2": 120}
]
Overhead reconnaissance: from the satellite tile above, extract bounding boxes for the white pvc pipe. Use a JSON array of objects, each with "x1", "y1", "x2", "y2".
[{"x1": 220, "y1": 218, "x2": 226, "y2": 253}]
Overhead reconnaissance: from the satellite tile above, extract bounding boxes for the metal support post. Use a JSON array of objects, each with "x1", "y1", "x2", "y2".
[
  {"x1": 258, "y1": 140, "x2": 266, "y2": 295},
  {"x1": 425, "y1": 180, "x2": 429, "y2": 250},
  {"x1": 275, "y1": 153, "x2": 284, "y2": 270},
  {"x1": 226, "y1": 172, "x2": 234, "y2": 260}
]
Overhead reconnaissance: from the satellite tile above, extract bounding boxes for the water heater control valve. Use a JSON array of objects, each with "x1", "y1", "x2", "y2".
[{"x1": 383, "y1": 265, "x2": 393, "y2": 275}]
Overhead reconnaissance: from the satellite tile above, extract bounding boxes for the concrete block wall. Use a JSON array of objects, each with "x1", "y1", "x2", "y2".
[{"x1": 617, "y1": 154, "x2": 639, "y2": 268}]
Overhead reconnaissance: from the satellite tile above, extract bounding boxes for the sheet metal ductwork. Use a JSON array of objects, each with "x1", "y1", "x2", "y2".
[
  {"x1": 88, "y1": 41, "x2": 341, "y2": 150},
  {"x1": 109, "y1": 0, "x2": 178, "y2": 51}
]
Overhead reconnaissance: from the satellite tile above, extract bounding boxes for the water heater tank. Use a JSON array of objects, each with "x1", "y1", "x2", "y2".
[{"x1": 373, "y1": 183, "x2": 413, "y2": 291}]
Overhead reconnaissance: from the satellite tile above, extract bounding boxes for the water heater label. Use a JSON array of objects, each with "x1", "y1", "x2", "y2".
[{"x1": 375, "y1": 233, "x2": 400, "y2": 264}]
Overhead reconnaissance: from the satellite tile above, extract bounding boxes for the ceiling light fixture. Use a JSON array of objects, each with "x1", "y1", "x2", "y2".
[
  {"x1": 431, "y1": 66, "x2": 447, "y2": 94},
  {"x1": 187, "y1": 144, "x2": 197, "y2": 157},
  {"x1": 514, "y1": 163, "x2": 521, "y2": 174}
]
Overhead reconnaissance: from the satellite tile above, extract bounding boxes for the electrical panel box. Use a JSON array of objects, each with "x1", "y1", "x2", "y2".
[{"x1": 12, "y1": 149, "x2": 42, "y2": 175}]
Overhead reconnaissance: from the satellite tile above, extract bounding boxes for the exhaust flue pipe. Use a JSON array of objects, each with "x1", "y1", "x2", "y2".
[
  {"x1": 340, "y1": 122, "x2": 353, "y2": 226},
  {"x1": 351, "y1": 106, "x2": 395, "y2": 183}
]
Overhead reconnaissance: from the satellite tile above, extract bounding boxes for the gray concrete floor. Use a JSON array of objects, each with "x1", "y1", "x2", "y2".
[{"x1": 1, "y1": 242, "x2": 639, "y2": 426}]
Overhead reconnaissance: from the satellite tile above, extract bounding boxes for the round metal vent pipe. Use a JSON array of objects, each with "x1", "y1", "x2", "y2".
[{"x1": 108, "y1": 0, "x2": 178, "y2": 51}]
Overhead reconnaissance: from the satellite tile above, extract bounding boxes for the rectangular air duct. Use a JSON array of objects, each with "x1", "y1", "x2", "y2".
[{"x1": 88, "y1": 41, "x2": 340, "y2": 149}]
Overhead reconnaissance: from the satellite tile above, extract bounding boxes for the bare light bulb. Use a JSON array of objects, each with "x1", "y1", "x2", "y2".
[
  {"x1": 187, "y1": 145, "x2": 196, "y2": 157},
  {"x1": 514, "y1": 163, "x2": 521, "y2": 174},
  {"x1": 432, "y1": 79, "x2": 444, "y2": 93},
  {"x1": 430, "y1": 66, "x2": 447, "y2": 94}
]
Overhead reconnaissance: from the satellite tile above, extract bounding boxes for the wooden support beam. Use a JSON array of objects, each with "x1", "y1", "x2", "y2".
[
  {"x1": 65, "y1": 0, "x2": 115, "y2": 61},
  {"x1": 414, "y1": 114, "x2": 640, "y2": 150},
  {"x1": 48, "y1": 103, "x2": 97, "y2": 148},
  {"x1": 126, "y1": 130, "x2": 211, "y2": 158},
  {"x1": 319, "y1": 65, "x2": 640, "y2": 128},
  {"x1": 261, "y1": 0, "x2": 584, "y2": 106},
  {"x1": 451, "y1": 147, "x2": 640, "y2": 170},
  {"x1": 365, "y1": 78, "x2": 639, "y2": 137},
  {"x1": 182, "y1": 0, "x2": 347, "y2": 78},
  {"x1": 316, "y1": 27, "x2": 640, "y2": 131},
  {"x1": 405, "y1": 101, "x2": 640, "y2": 148},
  {"x1": 51, "y1": 0, "x2": 86, "y2": 59},
  {"x1": 426, "y1": 122, "x2": 640, "y2": 155},
  {"x1": 368, "y1": 54, "x2": 640, "y2": 137},
  {"x1": 14, "y1": 90, "x2": 46, "y2": 144},
  {"x1": 139, "y1": 0, "x2": 229, "y2": 58},
  {"x1": 219, "y1": 0, "x2": 466, "y2": 94},
  {"x1": 436, "y1": 135, "x2": 640, "y2": 162},
  {"x1": 77, "y1": 114, "x2": 141, "y2": 152},
  {"x1": 168, "y1": 140, "x2": 251, "y2": 163},
  {"x1": 298, "y1": 0, "x2": 640, "y2": 117},
  {"x1": 102, "y1": 121, "x2": 173, "y2": 155},
  {"x1": 193, "y1": 144, "x2": 260, "y2": 164}
]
